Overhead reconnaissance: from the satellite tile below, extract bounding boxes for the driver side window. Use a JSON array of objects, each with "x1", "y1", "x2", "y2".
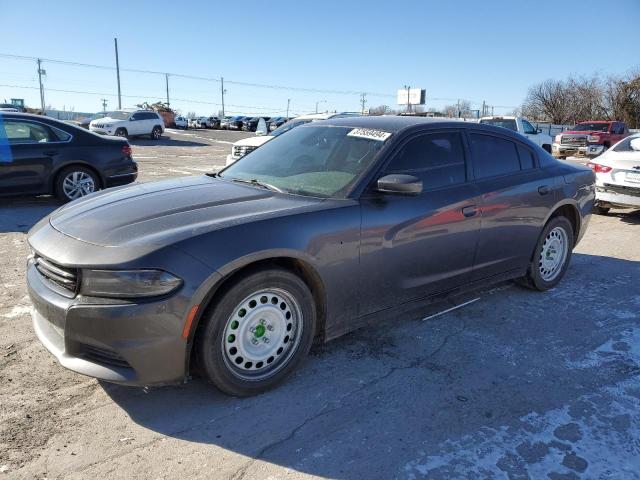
[
  {"x1": 522, "y1": 120, "x2": 536, "y2": 134},
  {"x1": 384, "y1": 131, "x2": 467, "y2": 191}
]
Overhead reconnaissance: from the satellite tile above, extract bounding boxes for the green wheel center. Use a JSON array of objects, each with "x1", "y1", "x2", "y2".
[{"x1": 254, "y1": 324, "x2": 266, "y2": 338}]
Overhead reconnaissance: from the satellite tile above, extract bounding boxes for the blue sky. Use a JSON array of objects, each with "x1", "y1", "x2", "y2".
[{"x1": 0, "y1": 0, "x2": 638, "y2": 117}]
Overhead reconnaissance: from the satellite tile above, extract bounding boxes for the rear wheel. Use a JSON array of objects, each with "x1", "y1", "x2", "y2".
[
  {"x1": 517, "y1": 216, "x2": 573, "y2": 291},
  {"x1": 196, "y1": 267, "x2": 316, "y2": 396},
  {"x1": 55, "y1": 166, "x2": 100, "y2": 202}
]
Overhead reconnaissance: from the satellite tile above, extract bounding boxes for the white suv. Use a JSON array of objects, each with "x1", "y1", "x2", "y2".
[{"x1": 90, "y1": 109, "x2": 165, "y2": 140}]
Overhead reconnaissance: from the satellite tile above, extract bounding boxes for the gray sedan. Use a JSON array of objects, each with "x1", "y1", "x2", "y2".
[{"x1": 26, "y1": 116, "x2": 595, "y2": 396}]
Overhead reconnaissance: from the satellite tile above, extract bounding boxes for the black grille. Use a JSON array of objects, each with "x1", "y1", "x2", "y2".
[
  {"x1": 560, "y1": 135, "x2": 587, "y2": 146},
  {"x1": 34, "y1": 255, "x2": 78, "y2": 295},
  {"x1": 82, "y1": 345, "x2": 130, "y2": 369}
]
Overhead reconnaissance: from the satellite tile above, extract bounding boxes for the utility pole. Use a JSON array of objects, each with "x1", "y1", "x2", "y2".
[
  {"x1": 491, "y1": 106, "x2": 494, "y2": 115},
  {"x1": 360, "y1": 93, "x2": 367, "y2": 114},
  {"x1": 100, "y1": 98, "x2": 108, "y2": 113},
  {"x1": 286, "y1": 98, "x2": 290, "y2": 118},
  {"x1": 404, "y1": 85, "x2": 411, "y2": 113},
  {"x1": 165, "y1": 74, "x2": 170, "y2": 106},
  {"x1": 220, "y1": 77, "x2": 225, "y2": 118},
  {"x1": 36, "y1": 58, "x2": 45, "y2": 113},
  {"x1": 481, "y1": 100, "x2": 486, "y2": 117},
  {"x1": 457, "y1": 99, "x2": 460, "y2": 118},
  {"x1": 114, "y1": 38, "x2": 122, "y2": 109}
]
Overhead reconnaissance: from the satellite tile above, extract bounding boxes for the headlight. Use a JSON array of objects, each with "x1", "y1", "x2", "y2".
[
  {"x1": 587, "y1": 135, "x2": 600, "y2": 143},
  {"x1": 80, "y1": 269, "x2": 182, "y2": 298},
  {"x1": 555, "y1": 135, "x2": 562, "y2": 143}
]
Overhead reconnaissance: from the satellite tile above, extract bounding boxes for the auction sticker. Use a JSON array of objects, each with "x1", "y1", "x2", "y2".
[{"x1": 347, "y1": 128, "x2": 392, "y2": 142}]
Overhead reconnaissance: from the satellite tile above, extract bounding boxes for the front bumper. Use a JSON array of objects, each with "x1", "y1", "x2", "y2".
[
  {"x1": 596, "y1": 184, "x2": 640, "y2": 209},
  {"x1": 89, "y1": 127, "x2": 116, "y2": 136},
  {"x1": 552, "y1": 143, "x2": 604, "y2": 158},
  {"x1": 27, "y1": 257, "x2": 192, "y2": 386}
]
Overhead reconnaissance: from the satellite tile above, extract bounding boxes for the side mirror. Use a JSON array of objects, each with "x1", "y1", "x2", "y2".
[{"x1": 376, "y1": 174, "x2": 422, "y2": 195}]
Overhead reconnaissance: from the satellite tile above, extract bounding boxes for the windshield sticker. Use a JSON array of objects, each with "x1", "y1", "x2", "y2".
[{"x1": 347, "y1": 128, "x2": 392, "y2": 142}]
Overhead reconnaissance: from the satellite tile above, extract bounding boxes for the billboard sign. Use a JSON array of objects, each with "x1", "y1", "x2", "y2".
[{"x1": 397, "y1": 88, "x2": 426, "y2": 106}]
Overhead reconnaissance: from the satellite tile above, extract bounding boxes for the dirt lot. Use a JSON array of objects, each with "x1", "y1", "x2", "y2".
[{"x1": 1, "y1": 129, "x2": 639, "y2": 479}]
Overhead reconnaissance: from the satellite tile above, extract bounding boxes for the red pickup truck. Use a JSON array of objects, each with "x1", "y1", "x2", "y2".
[{"x1": 552, "y1": 120, "x2": 629, "y2": 159}]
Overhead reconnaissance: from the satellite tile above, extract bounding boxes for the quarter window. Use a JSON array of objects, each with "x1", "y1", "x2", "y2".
[
  {"x1": 470, "y1": 133, "x2": 521, "y2": 179},
  {"x1": 1, "y1": 121, "x2": 52, "y2": 144},
  {"x1": 384, "y1": 132, "x2": 466, "y2": 190},
  {"x1": 517, "y1": 145, "x2": 535, "y2": 170}
]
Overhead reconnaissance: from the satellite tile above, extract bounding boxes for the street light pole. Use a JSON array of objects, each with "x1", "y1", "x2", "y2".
[
  {"x1": 165, "y1": 73, "x2": 170, "y2": 106},
  {"x1": 221, "y1": 77, "x2": 225, "y2": 118},
  {"x1": 36, "y1": 58, "x2": 45, "y2": 113},
  {"x1": 114, "y1": 38, "x2": 122, "y2": 109}
]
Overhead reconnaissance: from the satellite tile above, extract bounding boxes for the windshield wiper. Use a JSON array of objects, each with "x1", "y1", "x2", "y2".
[{"x1": 229, "y1": 177, "x2": 284, "y2": 193}]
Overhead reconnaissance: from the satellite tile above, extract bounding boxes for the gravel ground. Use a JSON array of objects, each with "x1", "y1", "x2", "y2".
[{"x1": 0, "y1": 130, "x2": 639, "y2": 479}]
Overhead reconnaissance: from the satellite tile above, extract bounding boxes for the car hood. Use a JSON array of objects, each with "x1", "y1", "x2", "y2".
[
  {"x1": 89, "y1": 116, "x2": 123, "y2": 125},
  {"x1": 48, "y1": 175, "x2": 323, "y2": 248},
  {"x1": 232, "y1": 136, "x2": 273, "y2": 147}
]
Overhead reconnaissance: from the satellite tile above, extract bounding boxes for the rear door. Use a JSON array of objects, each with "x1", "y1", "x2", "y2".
[
  {"x1": 468, "y1": 132, "x2": 557, "y2": 280},
  {"x1": 359, "y1": 129, "x2": 482, "y2": 314},
  {"x1": 0, "y1": 120, "x2": 60, "y2": 194}
]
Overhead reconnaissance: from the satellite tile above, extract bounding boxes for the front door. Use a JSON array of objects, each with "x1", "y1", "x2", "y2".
[
  {"x1": 0, "y1": 119, "x2": 55, "y2": 194},
  {"x1": 359, "y1": 130, "x2": 481, "y2": 315}
]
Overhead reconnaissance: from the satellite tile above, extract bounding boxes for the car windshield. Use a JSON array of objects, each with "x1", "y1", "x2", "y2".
[
  {"x1": 270, "y1": 119, "x2": 313, "y2": 137},
  {"x1": 572, "y1": 123, "x2": 609, "y2": 132},
  {"x1": 219, "y1": 125, "x2": 391, "y2": 198},
  {"x1": 479, "y1": 118, "x2": 518, "y2": 131},
  {"x1": 108, "y1": 111, "x2": 131, "y2": 120}
]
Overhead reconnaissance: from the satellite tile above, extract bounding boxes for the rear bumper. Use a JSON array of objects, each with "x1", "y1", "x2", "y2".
[
  {"x1": 596, "y1": 184, "x2": 640, "y2": 208},
  {"x1": 105, "y1": 171, "x2": 138, "y2": 188},
  {"x1": 552, "y1": 143, "x2": 604, "y2": 158}
]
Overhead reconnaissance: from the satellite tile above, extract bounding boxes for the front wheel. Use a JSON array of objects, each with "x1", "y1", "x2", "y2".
[
  {"x1": 151, "y1": 126, "x2": 162, "y2": 140},
  {"x1": 114, "y1": 127, "x2": 128, "y2": 138},
  {"x1": 196, "y1": 267, "x2": 316, "y2": 396},
  {"x1": 517, "y1": 216, "x2": 573, "y2": 291}
]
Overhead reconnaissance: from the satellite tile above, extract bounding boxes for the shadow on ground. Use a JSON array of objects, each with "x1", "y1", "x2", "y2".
[
  {"x1": 129, "y1": 136, "x2": 209, "y2": 147},
  {"x1": 0, "y1": 196, "x2": 60, "y2": 233},
  {"x1": 103, "y1": 253, "x2": 640, "y2": 479}
]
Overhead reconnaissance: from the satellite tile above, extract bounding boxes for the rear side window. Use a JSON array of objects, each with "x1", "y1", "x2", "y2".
[
  {"x1": 385, "y1": 131, "x2": 466, "y2": 191},
  {"x1": 470, "y1": 134, "x2": 521, "y2": 179}
]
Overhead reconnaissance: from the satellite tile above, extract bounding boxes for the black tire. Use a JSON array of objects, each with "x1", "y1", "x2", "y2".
[
  {"x1": 542, "y1": 144, "x2": 552, "y2": 154},
  {"x1": 55, "y1": 165, "x2": 100, "y2": 202},
  {"x1": 517, "y1": 216, "x2": 574, "y2": 291},
  {"x1": 114, "y1": 127, "x2": 128, "y2": 138},
  {"x1": 196, "y1": 267, "x2": 316, "y2": 396},
  {"x1": 151, "y1": 126, "x2": 162, "y2": 140},
  {"x1": 593, "y1": 205, "x2": 610, "y2": 215}
]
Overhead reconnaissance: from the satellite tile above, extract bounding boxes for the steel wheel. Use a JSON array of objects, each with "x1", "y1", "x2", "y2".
[
  {"x1": 62, "y1": 171, "x2": 96, "y2": 200},
  {"x1": 538, "y1": 226, "x2": 568, "y2": 282},
  {"x1": 222, "y1": 288, "x2": 302, "y2": 381}
]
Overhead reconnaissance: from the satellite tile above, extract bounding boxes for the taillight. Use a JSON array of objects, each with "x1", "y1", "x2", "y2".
[
  {"x1": 122, "y1": 144, "x2": 132, "y2": 157},
  {"x1": 587, "y1": 162, "x2": 612, "y2": 173}
]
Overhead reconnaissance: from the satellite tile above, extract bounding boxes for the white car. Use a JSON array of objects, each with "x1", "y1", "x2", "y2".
[
  {"x1": 225, "y1": 112, "x2": 359, "y2": 166},
  {"x1": 479, "y1": 116, "x2": 553, "y2": 153},
  {"x1": 174, "y1": 116, "x2": 188, "y2": 129},
  {"x1": 588, "y1": 134, "x2": 640, "y2": 214},
  {"x1": 90, "y1": 109, "x2": 164, "y2": 139}
]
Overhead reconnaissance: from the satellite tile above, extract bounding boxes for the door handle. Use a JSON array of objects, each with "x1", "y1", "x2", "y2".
[
  {"x1": 43, "y1": 151, "x2": 58, "y2": 156},
  {"x1": 462, "y1": 205, "x2": 478, "y2": 217},
  {"x1": 538, "y1": 185, "x2": 551, "y2": 195}
]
